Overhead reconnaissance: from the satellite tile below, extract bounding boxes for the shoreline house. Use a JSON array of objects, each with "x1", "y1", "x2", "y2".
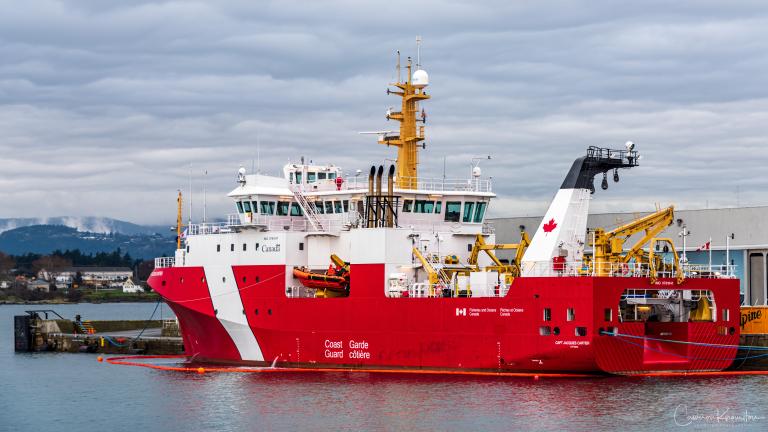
[{"x1": 45, "y1": 266, "x2": 134, "y2": 289}]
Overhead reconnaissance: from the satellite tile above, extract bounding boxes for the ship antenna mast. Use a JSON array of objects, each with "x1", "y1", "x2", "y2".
[
  {"x1": 373, "y1": 37, "x2": 430, "y2": 189},
  {"x1": 416, "y1": 35, "x2": 421, "y2": 68},
  {"x1": 396, "y1": 50, "x2": 401, "y2": 83},
  {"x1": 176, "y1": 190, "x2": 183, "y2": 250}
]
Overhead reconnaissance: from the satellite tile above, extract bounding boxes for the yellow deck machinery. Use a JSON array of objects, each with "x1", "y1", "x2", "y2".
[
  {"x1": 412, "y1": 231, "x2": 530, "y2": 297},
  {"x1": 467, "y1": 232, "x2": 530, "y2": 284},
  {"x1": 587, "y1": 206, "x2": 684, "y2": 284}
]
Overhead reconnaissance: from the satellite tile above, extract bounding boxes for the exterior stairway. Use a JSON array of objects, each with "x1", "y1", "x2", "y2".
[{"x1": 292, "y1": 187, "x2": 324, "y2": 232}]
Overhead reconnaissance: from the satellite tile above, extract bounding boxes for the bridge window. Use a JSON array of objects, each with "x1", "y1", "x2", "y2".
[
  {"x1": 445, "y1": 201, "x2": 461, "y2": 222},
  {"x1": 334, "y1": 200, "x2": 342, "y2": 214},
  {"x1": 343, "y1": 200, "x2": 349, "y2": 212},
  {"x1": 403, "y1": 200, "x2": 413, "y2": 212},
  {"x1": 473, "y1": 202, "x2": 487, "y2": 223},
  {"x1": 236, "y1": 201, "x2": 244, "y2": 214},
  {"x1": 260, "y1": 201, "x2": 275, "y2": 215},
  {"x1": 328, "y1": 172, "x2": 337, "y2": 180},
  {"x1": 307, "y1": 172, "x2": 317, "y2": 183},
  {"x1": 295, "y1": 172, "x2": 303, "y2": 184},
  {"x1": 315, "y1": 202, "x2": 324, "y2": 214},
  {"x1": 242, "y1": 201, "x2": 252, "y2": 213},
  {"x1": 318, "y1": 172, "x2": 327, "y2": 180},
  {"x1": 414, "y1": 200, "x2": 434, "y2": 213},
  {"x1": 277, "y1": 201, "x2": 290, "y2": 216},
  {"x1": 462, "y1": 202, "x2": 475, "y2": 223},
  {"x1": 325, "y1": 201, "x2": 333, "y2": 214},
  {"x1": 434, "y1": 201, "x2": 442, "y2": 214},
  {"x1": 290, "y1": 203, "x2": 303, "y2": 216}
]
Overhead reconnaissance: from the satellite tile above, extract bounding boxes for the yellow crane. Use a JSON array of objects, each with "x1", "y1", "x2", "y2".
[
  {"x1": 588, "y1": 206, "x2": 683, "y2": 283},
  {"x1": 412, "y1": 247, "x2": 454, "y2": 297},
  {"x1": 467, "y1": 232, "x2": 530, "y2": 284}
]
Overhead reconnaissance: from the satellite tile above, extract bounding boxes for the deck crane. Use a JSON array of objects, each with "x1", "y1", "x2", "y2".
[
  {"x1": 588, "y1": 206, "x2": 683, "y2": 283},
  {"x1": 467, "y1": 232, "x2": 530, "y2": 284},
  {"x1": 412, "y1": 247, "x2": 454, "y2": 297}
]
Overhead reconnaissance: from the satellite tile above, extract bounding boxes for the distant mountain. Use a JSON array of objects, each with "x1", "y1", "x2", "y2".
[
  {"x1": 0, "y1": 217, "x2": 170, "y2": 236},
  {"x1": 0, "y1": 225, "x2": 175, "y2": 259}
]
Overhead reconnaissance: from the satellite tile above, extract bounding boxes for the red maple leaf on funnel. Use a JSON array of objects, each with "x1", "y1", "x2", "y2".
[{"x1": 543, "y1": 218, "x2": 557, "y2": 233}]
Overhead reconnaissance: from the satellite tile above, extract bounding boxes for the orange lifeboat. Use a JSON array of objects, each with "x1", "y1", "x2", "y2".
[{"x1": 293, "y1": 267, "x2": 348, "y2": 291}]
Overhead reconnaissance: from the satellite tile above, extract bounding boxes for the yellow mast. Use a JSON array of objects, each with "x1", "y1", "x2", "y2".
[
  {"x1": 379, "y1": 50, "x2": 430, "y2": 189},
  {"x1": 176, "y1": 190, "x2": 184, "y2": 250}
]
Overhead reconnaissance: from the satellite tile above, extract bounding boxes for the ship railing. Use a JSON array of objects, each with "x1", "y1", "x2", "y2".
[
  {"x1": 520, "y1": 261, "x2": 737, "y2": 279},
  {"x1": 398, "y1": 177, "x2": 493, "y2": 193},
  {"x1": 154, "y1": 257, "x2": 175, "y2": 269},
  {"x1": 390, "y1": 282, "x2": 510, "y2": 299},
  {"x1": 398, "y1": 218, "x2": 493, "y2": 234},
  {"x1": 186, "y1": 212, "x2": 363, "y2": 235}
]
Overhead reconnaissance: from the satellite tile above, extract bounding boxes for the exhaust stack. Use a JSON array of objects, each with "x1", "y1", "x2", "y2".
[
  {"x1": 375, "y1": 165, "x2": 384, "y2": 227},
  {"x1": 386, "y1": 165, "x2": 395, "y2": 227},
  {"x1": 367, "y1": 166, "x2": 376, "y2": 228}
]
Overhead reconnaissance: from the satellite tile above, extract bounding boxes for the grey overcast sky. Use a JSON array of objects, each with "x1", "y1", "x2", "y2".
[{"x1": 1, "y1": 0, "x2": 767, "y2": 224}]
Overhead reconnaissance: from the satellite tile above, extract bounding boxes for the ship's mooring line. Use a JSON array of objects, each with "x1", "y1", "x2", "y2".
[
  {"x1": 98, "y1": 300, "x2": 163, "y2": 348},
  {"x1": 605, "y1": 332, "x2": 768, "y2": 362},
  {"x1": 600, "y1": 330, "x2": 768, "y2": 351},
  {"x1": 172, "y1": 271, "x2": 286, "y2": 304}
]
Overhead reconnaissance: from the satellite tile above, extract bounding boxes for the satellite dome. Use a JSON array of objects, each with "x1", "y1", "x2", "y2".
[
  {"x1": 412, "y1": 69, "x2": 429, "y2": 88},
  {"x1": 472, "y1": 166, "x2": 482, "y2": 177},
  {"x1": 238, "y1": 167, "x2": 247, "y2": 176}
]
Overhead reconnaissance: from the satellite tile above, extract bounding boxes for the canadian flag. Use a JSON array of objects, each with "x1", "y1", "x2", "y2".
[{"x1": 696, "y1": 241, "x2": 710, "y2": 251}]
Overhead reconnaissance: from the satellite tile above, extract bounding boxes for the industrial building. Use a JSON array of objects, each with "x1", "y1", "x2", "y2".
[{"x1": 489, "y1": 205, "x2": 768, "y2": 306}]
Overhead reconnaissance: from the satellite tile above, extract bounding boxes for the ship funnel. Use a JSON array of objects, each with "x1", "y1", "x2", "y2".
[
  {"x1": 386, "y1": 164, "x2": 395, "y2": 227},
  {"x1": 376, "y1": 165, "x2": 384, "y2": 227},
  {"x1": 367, "y1": 166, "x2": 376, "y2": 228}
]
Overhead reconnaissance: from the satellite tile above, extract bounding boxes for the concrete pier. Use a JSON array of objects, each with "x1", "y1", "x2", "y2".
[{"x1": 14, "y1": 310, "x2": 184, "y2": 355}]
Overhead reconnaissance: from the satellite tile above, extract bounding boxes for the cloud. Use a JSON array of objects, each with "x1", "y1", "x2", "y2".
[{"x1": 0, "y1": 0, "x2": 767, "y2": 224}]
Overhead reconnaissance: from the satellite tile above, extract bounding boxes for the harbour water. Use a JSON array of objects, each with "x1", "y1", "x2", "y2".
[{"x1": 1, "y1": 303, "x2": 766, "y2": 431}]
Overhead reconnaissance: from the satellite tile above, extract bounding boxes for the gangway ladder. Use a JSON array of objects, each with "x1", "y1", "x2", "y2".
[{"x1": 292, "y1": 186, "x2": 324, "y2": 232}]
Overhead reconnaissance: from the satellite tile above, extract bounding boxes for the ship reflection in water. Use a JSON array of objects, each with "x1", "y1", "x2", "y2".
[{"x1": 153, "y1": 369, "x2": 768, "y2": 430}]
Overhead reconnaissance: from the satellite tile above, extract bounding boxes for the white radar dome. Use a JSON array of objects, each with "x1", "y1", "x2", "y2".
[
  {"x1": 238, "y1": 167, "x2": 247, "y2": 176},
  {"x1": 412, "y1": 69, "x2": 429, "y2": 88},
  {"x1": 472, "y1": 166, "x2": 482, "y2": 177}
]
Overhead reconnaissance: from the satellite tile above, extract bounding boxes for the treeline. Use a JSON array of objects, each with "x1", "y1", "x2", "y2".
[
  {"x1": 1, "y1": 248, "x2": 155, "y2": 281},
  {"x1": 12, "y1": 248, "x2": 136, "y2": 271}
]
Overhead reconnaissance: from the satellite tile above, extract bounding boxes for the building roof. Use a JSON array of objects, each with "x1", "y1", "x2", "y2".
[{"x1": 489, "y1": 205, "x2": 768, "y2": 251}]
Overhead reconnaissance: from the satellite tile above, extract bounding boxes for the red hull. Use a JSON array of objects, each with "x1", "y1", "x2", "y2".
[{"x1": 149, "y1": 264, "x2": 740, "y2": 374}]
